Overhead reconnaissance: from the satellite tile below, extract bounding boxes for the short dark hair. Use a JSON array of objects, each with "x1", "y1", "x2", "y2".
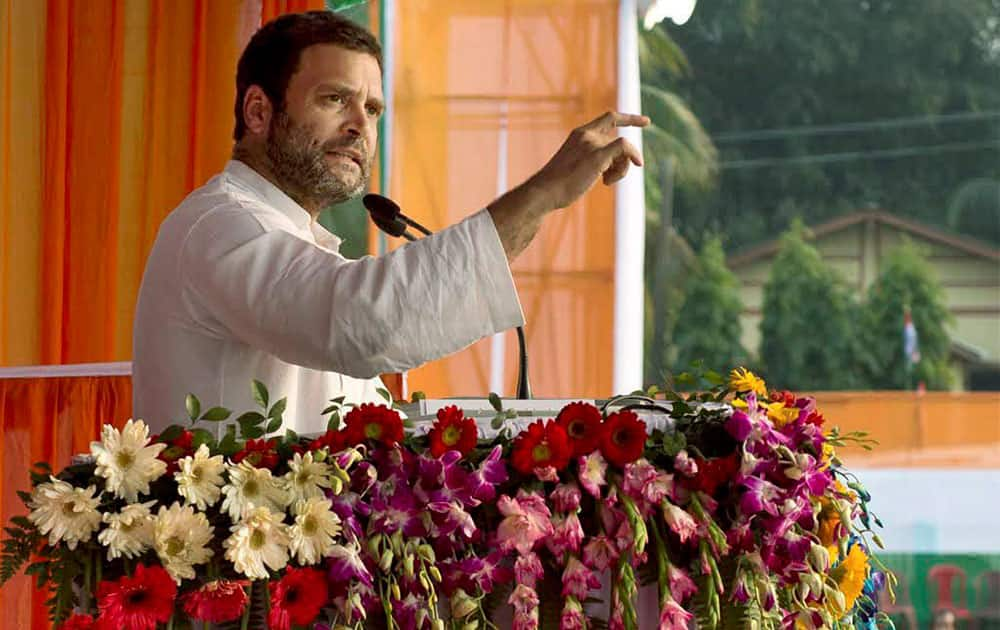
[{"x1": 233, "y1": 11, "x2": 382, "y2": 140}]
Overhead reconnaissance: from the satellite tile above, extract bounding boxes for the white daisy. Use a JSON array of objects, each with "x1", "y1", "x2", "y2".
[
  {"x1": 90, "y1": 419, "x2": 166, "y2": 502},
  {"x1": 283, "y1": 452, "x2": 335, "y2": 504},
  {"x1": 288, "y1": 497, "x2": 341, "y2": 565},
  {"x1": 220, "y1": 460, "x2": 288, "y2": 522},
  {"x1": 98, "y1": 500, "x2": 156, "y2": 560},
  {"x1": 27, "y1": 476, "x2": 101, "y2": 550},
  {"x1": 223, "y1": 505, "x2": 290, "y2": 579},
  {"x1": 175, "y1": 444, "x2": 226, "y2": 510},
  {"x1": 154, "y1": 502, "x2": 214, "y2": 583}
]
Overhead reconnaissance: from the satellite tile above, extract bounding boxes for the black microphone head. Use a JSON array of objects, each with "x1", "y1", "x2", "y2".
[
  {"x1": 363, "y1": 194, "x2": 402, "y2": 221},
  {"x1": 363, "y1": 194, "x2": 408, "y2": 238}
]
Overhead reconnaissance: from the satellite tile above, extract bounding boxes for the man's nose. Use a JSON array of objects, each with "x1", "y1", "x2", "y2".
[{"x1": 341, "y1": 101, "x2": 370, "y2": 138}]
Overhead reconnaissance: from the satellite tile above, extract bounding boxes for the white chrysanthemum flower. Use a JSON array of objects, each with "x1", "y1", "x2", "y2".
[
  {"x1": 220, "y1": 460, "x2": 288, "y2": 522},
  {"x1": 283, "y1": 452, "x2": 335, "y2": 504},
  {"x1": 223, "y1": 506, "x2": 290, "y2": 579},
  {"x1": 98, "y1": 500, "x2": 156, "y2": 560},
  {"x1": 90, "y1": 419, "x2": 167, "y2": 502},
  {"x1": 175, "y1": 444, "x2": 226, "y2": 510},
  {"x1": 27, "y1": 476, "x2": 101, "y2": 550},
  {"x1": 154, "y1": 502, "x2": 214, "y2": 583},
  {"x1": 288, "y1": 497, "x2": 341, "y2": 565}
]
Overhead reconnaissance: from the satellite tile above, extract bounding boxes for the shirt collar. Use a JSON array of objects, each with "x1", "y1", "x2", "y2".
[
  {"x1": 223, "y1": 159, "x2": 345, "y2": 253},
  {"x1": 224, "y1": 159, "x2": 315, "y2": 233}
]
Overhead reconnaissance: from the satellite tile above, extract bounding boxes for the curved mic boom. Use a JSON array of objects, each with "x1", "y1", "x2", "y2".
[{"x1": 363, "y1": 193, "x2": 532, "y2": 399}]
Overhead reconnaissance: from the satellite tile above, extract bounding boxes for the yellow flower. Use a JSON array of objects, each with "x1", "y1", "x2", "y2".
[
  {"x1": 766, "y1": 401, "x2": 801, "y2": 427},
  {"x1": 729, "y1": 367, "x2": 767, "y2": 397},
  {"x1": 821, "y1": 441, "x2": 836, "y2": 468},
  {"x1": 829, "y1": 544, "x2": 869, "y2": 615}
]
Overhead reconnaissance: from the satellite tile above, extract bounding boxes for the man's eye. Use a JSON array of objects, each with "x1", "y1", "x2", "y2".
[
  {"x1": 366, "y1": 106, "x2": 381, "y2": 116},
  {"x1": 326, "y1": 94, "x2": 343, "y2": 103}
]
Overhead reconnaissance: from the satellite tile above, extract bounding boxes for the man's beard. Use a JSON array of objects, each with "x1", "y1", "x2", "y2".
[{"x1": 265, "y1": 111, "x2": 370, "y2": 209}]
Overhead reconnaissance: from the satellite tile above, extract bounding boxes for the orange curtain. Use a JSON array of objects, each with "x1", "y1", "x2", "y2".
[
  {"x1": 0, "y1": 0, "x2": 253, "y2": 369},
  {"x1": 0, "y1": 1, "x2": 315, "y2": 627},
  {"x1": 383, "y1": 0, "x2": 620, "y2": 398},
  {"x1": 262, "y1": 0, "x2": 326, "y2": 24},
  {"x1": 0, "y1": 374, "x2": 132, "y2": 630}
]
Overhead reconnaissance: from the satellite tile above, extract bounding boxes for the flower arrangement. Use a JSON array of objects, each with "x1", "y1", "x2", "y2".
[{"x1": 0, "y1": 368, "x2": 895, "y2": 629}]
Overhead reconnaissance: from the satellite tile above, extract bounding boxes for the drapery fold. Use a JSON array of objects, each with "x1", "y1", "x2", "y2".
[
  {"x1": 1, "y1": 0, "x2": 260, "y2": 369},
  {"x1": 0, "y1": 374, "x2": 132, "y2": 630},
  {"x1": 0, "y1": 2, "x2": 320, "y2": 627}
]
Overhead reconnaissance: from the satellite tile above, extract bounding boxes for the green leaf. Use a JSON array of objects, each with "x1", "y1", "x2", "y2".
[
  {"x1": 158, "y1": 424, "x2": 184, "y2": 443},
  {"x1": 185, "y1": 394, "x2": 201, "y2": 421},
  {"x1": 376, "y1": 387, "x2": 392, "y2": 403},
  {"x1": 199, "y1": 406, "x2": 231, "y2": 422},
  {"x1": 410, "y1": 391, "x2": 426, "y2": 402},
  {"x1": 327, "y1": 414, "x2": 341, "y2": 432},
  {"x1": 490, "y1": 413, "x2": 505, "y2": 430},
  {"x1": 244, "y1": 425, "x2": 265, "y2": 440},
  {"x1": 218, "y1": 425, "x2": 239, "y2": 457},
  {"x1": 661, "y1": 430, "x2": 687, "y2": 456},
  {"x1": 284, "y1": 429, "x2": 299, "y2": 443},
  {"x1": 267, "y1": 398, "x2": 287, "y2": 420},
  {"x1": 234, "y1": 412, "x2": 266, "y2": 427},
  {"x1": 191, "y1": 429, "x2": 215, "y2": 449},
  {"x1": 265, "y1": 417, "x2": 283, "y2": 434},
  {"x1": 251, "y1": 380, "x2": 269, "y2": 409},
  {"x1": 488, "y1": 392, "x2": 503, "y2": 412}
]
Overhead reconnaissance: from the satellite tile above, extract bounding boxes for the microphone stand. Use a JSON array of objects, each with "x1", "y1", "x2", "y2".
[{"x1": 363, "y1": 194, "x2": 532, "y2": 399}]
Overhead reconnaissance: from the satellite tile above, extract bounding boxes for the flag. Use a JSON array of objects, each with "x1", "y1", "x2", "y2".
[{"x1": 903, "y1": 309, "x2": 921, "y2": 366}]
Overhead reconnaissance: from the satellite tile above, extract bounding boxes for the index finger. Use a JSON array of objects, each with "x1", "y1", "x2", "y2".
[{"x1": 582, "y1": 111, "x2": 651, "y2": 132}]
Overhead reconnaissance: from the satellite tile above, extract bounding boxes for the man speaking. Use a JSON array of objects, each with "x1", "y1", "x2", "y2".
[{"x1": 133, "y1": 11, "x2": 648, "y2": 433}]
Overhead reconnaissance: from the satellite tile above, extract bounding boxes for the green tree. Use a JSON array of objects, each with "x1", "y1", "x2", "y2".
[
  {"x1": 859, "y1": 240, "x2": 954, "y2": 389},
  {"x1": 759, "y1": 220, "x2": 859, "y2": 390},
  {"x1": 655, "y1": 0, "x2": 1000, "y2": 250},
  {"x1": 639, "y1": 25, "x2": 719, "y2": 384},
  {"x1": 669, "y1": 236, "x2": 747, "y2": 373}
]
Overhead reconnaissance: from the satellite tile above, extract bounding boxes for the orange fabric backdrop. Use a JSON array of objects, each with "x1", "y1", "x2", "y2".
[
  {"x1": 0, "y1": 1, "x2": 319, "y2": 627},
  {"x1": 383, "y1": 0, "x2": 620, "y2": 399},
  {"x1": 0, "y1": 374, "x2": 132, "y2": 630}
]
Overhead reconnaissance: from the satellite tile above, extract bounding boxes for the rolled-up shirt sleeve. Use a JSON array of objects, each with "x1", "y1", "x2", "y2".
[{"x1": 179, "y1": 204, "x2": 524, "y2": 378}]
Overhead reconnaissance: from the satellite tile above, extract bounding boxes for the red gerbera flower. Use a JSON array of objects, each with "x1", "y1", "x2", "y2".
[
  {"x1": 232, "y1": 438, "x2": 280, "y2": 470},
  {"x1": 182, "y1": 579, "x2": 250, "y2": 623},
  {"x1": 427, "y1": 405, "x2": 478, "y2": 457},
  {"x1": 770, "y1": 390, "x2": 797, "y2": 406},
  {"x1": 804, "y1": 410, "x2": 825, "y2": 427},
  {"x1": 57, "y1": 614, "x2": 95, "y2": 630},
  {"x1": 599, "y1": 410, "x2": 647, "y2": 467},
  {"x1": 268, "y1": 567, "x2": 328, "y2": 630},
  {"x1": 96, "y1": 563, "x2": 177, "y2": 630},
  {"x1": 308, "y1": 428, "x2": 348, "y2": 453},
  {"x1": 153, "y1": 429, "x2": 194, "y2": 474},
  {"x1": 682, "y1": 453, "x2": 740, "y2": 495},
  {"x1": 510, "y1": 419, "x2": 571, "y2": 475},
  {"x1": 343, "y1": 403, "x2": 404, "y2": 447},
  {"x1": 555, "y1": 402, "x2": 603, "y2": 457}
]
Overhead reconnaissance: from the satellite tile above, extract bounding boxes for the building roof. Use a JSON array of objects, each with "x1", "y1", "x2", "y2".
[{"x1": 727, "y1": 210, "x2": 1000, "y2": 267}]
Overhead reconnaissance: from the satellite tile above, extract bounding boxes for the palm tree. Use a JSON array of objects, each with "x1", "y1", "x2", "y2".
[{"x1": 638, "y1": 23, "x2": 719, "y2": 384}]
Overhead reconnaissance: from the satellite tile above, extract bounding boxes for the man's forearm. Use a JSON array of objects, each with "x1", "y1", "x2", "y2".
[{"x1": 486, "y1": 177, "x2": 553, "y2": 261}]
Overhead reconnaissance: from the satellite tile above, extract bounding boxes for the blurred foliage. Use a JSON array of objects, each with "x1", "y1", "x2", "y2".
[
  {"x1": 759, "y1": 219, "x2": 862, "y2": 390},
  {"x1": 859, "y1": 239, "x2": 955, "y2": 389},
  {"x1": 669, "y1": 236, "x2": 747, "y2": 375},
  {"x1": 649, "y1": 0, "x2": 1000, "y2": 250}
]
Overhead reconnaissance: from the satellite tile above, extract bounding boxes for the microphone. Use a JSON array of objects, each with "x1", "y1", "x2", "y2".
[
  {"x1": 363, "y1": 193, "x2": 431, "y2": 241},
  {"x1": 362, "y1": 193, "x2": 532, "y2": 400}
]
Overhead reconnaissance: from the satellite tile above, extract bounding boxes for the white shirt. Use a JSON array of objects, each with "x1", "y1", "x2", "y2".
[{"x1": 133, "y1": 160, "x2": 524, "y2": 434}]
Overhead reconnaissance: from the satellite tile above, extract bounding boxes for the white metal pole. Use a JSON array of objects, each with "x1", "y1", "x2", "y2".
[
  {"x1": 489, "y1": 102, "x2": 510, "y2": 395},
  {"x1": 614, "y1": 0, "x2": 646, "y2": 394}
]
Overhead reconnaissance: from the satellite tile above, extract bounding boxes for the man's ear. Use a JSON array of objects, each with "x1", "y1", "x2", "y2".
[{"x1": 242, "y1": 85, "x2": 274, "y2": 136}]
